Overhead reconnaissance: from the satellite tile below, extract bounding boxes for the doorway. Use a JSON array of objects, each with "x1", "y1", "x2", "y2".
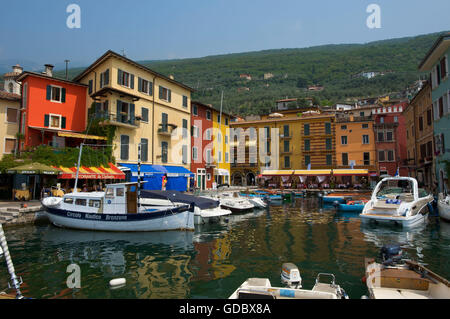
[{"x1": 197, "y1": 168, "x2": 206, "y2": 190}]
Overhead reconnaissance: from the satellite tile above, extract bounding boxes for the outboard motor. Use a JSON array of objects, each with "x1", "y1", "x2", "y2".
[
  {"x1": 281, "y1": 263, "x2": 302, "y2": 289},
  {"x1": 380, "y1": 245, "x2": 402, "y2": 266}
]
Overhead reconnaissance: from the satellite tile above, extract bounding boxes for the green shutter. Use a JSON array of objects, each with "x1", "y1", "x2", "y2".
[
  {"x1": 46, "y1": 85, "x2": 51, "y2": 100},
  {"x1": 117, "y1": 100, "x2": 122, "y2": 122},
  {"x1": 130, "y1": 103, "x2": 135, "y2": 124},
  {"x1": 105, "y1": 69, "x2": 109, "y2": 85},
  {"x1": 138, "y1": 78, "x2": 142, "y2": 92},
  {"x1": 118, "y1": 69, "x2": 123, "y2": 85},
  {"x1": 61, "y1": 88, "x2": 66, "y2": 102},
  {"x1": 61, "y1": 117, "x2": 66, "y2": 129},
  {"x1": 44, "y1": 114, "x2": 49, "y2": 127},
  {"x1": 149, "y1": 82, "x2": 153, "y2": 95},
  {"x1": 168, "y1": 89, "x2": 172, "y2": 102},
  {"x1": 130, "y1": 74, "x2": 135, "y2": 89},
  {"x1": 159, "y1": 86, "x2": 163, "y2": 99}
]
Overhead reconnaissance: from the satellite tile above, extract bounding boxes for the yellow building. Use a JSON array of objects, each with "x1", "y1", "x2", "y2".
[
  {"x1": 73, "y1": 51, "x2": 194, "y2": 170},
  {"x1": 212, "y1": 108, "x2": 232, "y2": 185},
  {"x1": 0, "y1": 91, "x2": 21, "y2": 159}
]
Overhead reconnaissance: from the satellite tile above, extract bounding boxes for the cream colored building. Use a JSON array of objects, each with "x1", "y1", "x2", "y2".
[
  {"x1": 0, "y1": 91, "x2": 21, "y2": 159},
  {"x1": 73, "y1": 50, "x2": 194, "y2": 169}
]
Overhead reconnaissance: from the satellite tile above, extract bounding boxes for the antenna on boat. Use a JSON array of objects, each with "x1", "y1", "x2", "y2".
[
  {"x1": 0, "y1": 224, "x2": 24, "y2": 299},
  {"x1": 73, "y1": 143, "x2": 84, "y2": 193}
]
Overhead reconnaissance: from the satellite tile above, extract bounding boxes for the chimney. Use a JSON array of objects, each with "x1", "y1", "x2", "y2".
[
  {"x1": 12, "y1": 64, "x2": 23, "y2": 74},
  {"x1": 169, "y1": 75, "x2": 174, "y2": 80},
  {"x1": 44, "y1": 64, "x2": 54, "y2": 77}
]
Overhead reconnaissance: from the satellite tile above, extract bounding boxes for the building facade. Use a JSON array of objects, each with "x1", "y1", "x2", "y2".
[
  {"x1": 0, "y1": 91, "x2": 21, "y2": 159},
  {"x1": 419, "y1": 33, "x2": 450, "y2": 193}
]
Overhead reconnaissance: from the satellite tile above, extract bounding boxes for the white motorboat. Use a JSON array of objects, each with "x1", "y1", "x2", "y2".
[
  {"x1": 229, "y1": 263, "x2": 348, "y2": 299},
  {"x1": 139, "y1": 190, "x2": 232, "y2": 224},
  {"x1": 239, "y1": 194, "x2": 268, "y2": 209},
  {"x1": 437, "y1": 193, "x2": 450, "y2": 222},
  {"x1": 42, "y1": 182, "x2": 195, "y2": 232},
  {"x1": 360, "y1": 177, "x2": 434, "y2": 228},
  {"x1": 206, "y1": 192, "x2": 255, "y2": 213},
  {"x1": 363, "y1": 245, "x2": 450, "y2": 299}
]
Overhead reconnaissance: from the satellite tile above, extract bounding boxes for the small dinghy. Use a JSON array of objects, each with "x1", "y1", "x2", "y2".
[
  {"x1": 336, "y1": 199, "x2": 368, "y2": 213},
  {"x1": 437, "y1": 193, "x2": 450, "y2": 222},
  {"x1": 363, "y1": 245, "x2": 450, "y2": 299},
  {"x1": 229, "y1": 263, "x2": 348, "y2": 299}
]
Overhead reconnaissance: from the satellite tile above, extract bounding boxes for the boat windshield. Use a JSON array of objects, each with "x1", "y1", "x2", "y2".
[{"x1": 376, "y1": 180, "x2": 414, "y2": 201}]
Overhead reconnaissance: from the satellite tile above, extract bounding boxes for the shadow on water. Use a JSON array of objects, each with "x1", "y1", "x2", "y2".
[{"x1": 1, "y1": 197, "x2": 449, "y2": 299}]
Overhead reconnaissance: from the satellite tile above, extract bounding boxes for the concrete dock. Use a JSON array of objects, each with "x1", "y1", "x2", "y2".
[{"x1": 0, "y1": 200, "x2": 47, "y2": 227}]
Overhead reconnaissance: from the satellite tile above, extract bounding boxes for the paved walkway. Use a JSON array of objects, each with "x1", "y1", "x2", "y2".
[{"x1": 0, "y1": 200, "x2": 42, "y2": 208}]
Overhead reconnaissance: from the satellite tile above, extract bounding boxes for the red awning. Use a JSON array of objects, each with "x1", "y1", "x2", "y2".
[{"x1": 54, "y1": 163, "x2": 125, "y2": 179}]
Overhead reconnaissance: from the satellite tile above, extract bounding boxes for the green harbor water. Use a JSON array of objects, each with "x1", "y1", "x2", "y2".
[{"x1": 1, "y1": 197, "x2": 450, "y2": 299}]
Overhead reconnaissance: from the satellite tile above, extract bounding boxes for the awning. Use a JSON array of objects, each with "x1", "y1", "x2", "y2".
[
  {"x1": 215, "y1": 168, "x2": 230, "y2": 176},
  {"x1": 57, "y1": 131, "x2": 107, "y2": 141},
  {"x1": 163, "y1": 165, "x2": 195, "y2": 178},
  {"x1": 6, "y1": 162, "x2": 60, "y2": 175},
  {"x1": 294, "y1": 169, "x2": 332, "y2": 176},
  {"x1": 261, "y1": 170, "x2": 295, "y2": 176},
  {"x1": 54, "y1": 163, "x2": 125, "y2": 179},
  {"x1": 118, "y1": 164, "x2": 194, "y2": 177},
  {"x1": 332, "y1": 169, "x2": 369, "y2": 176}
]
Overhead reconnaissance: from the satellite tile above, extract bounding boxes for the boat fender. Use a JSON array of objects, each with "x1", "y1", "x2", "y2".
[{"x1": 109, "y1": 278, "x2": 126, "y2": 288}]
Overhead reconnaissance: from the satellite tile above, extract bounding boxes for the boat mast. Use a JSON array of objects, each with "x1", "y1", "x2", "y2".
[
  {"x1": 138, "y1": 142, "x2": 141, "y2": 210},
  {"x1": 73, "y1": 143, "x2": 84, "y2": 193},
  {"x1": 0, "y1": 224, "x2": 23, "y2": 299},
  {"x1": 218, "y1": 90, "x2": 223, "y2": 193}
]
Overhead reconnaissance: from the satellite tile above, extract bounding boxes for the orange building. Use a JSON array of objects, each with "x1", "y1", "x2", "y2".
[{"x1": 17, "y1": 65, "x2": 91, "y2": 150}]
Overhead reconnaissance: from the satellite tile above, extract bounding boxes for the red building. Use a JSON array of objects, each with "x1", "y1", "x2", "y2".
[
  {"x1": 373, "y1": 102, "x2": 409, "y2": 177},
  {"x1": 17, "y1": 65, "x2": 100, "y2": 151},
  {"x1": 191, "y1": 101, "x2": 214, "y2": 190}
]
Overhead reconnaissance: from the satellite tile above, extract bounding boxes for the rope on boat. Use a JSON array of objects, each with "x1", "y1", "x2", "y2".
[{"x1": 0, "y1": 224, "x2": 23, "y2": 299}]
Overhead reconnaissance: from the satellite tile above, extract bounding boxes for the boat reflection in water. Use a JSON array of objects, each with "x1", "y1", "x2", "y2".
[{"x1": 40, "y1": 226, "x2": 195, "y2": 298}]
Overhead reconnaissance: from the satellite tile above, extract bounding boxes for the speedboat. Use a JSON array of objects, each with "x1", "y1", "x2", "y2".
[
  {"x1": 239, "y1": 193, "x2": 267, "y2": 209},
  {"x1": 360, "y1": 177, "x2": 434, "y2": 228},
  {"x1": 41, "y1": 182, "x2": 195, "y2": 232},
  {"x1": 229, "y1": 263, "x2": 348, "y2": 299},
  {"x1": 437, "y1": 193, "x2": 450, "y2": 222},
  {"x1": 139, "y1": 190, "x2": 232, "y2": 224},
  {"x1": 205, "y1": 192, "x2": 255, "y2": 213},
  {"x1": 363, "y1": 245, "x2": 450, "y2": 299}
]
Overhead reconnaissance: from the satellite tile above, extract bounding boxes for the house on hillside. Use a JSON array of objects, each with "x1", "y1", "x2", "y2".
[{"x1": 239, "y1": 74, "x2": 252, "y2": 81}]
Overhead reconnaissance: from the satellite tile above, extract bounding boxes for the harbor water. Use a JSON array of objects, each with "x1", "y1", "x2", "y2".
[{"x1": 1, "y1": 196, "x2": 449, "y2": 299}]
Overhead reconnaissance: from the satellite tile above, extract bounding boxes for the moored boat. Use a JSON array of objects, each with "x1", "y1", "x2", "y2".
[
  {"x1": 363, "y1": 245, "x2": 450, "y2": 299},
  {"x1": 204, "y1": 192, "x2": 255, "y2": 213},
  {"x1": 42, "y1": 182, "x2": 195, "y2": 232},
  {"x1": 336, "y1": 199, "x2": 368, "y2": 213},
  {"x1": 437, "y1": 193, "x2": 450, "y2": 222},
  {"x1": 360, "y1": 177, "x2": 434, "y2": 228}
]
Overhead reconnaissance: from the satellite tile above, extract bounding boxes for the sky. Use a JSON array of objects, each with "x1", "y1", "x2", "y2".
[{"x1": 0, "y1": 0, "x2": 450, "y2": 69}]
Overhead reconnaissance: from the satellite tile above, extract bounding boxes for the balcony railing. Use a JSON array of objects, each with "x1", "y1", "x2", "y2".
[
  {"x1": 158, "y1": 123, "x2": 178, "y2": 136},
  {"x1": 94, "y1": 111, "x2": 139, "y2": 128}
]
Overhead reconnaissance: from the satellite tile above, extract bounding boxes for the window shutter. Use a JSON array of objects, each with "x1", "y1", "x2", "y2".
[
  {"x1": 118, "y1": 69, "x2": 123, "y2": 85},
  {"x1": 61, "y1": 117, "x2": 66, "y2": 129},
  {"x1": 61, "y1": 88, "x2": 66, "y2": 102},
  {"x1": 130, "y1": 74, "x2": 135, "y2": 89},
  {"x1": 159, "y1": 86, "x2": 163, "y2": 99},
  {"x1": 44, "y1": 114, "x2": 49, "y2": 127},
  {"x1": 46, "y1": 85, "x2": 51, "y2": 100},
  {"x1": 100, "y1": 74, "x2": 103, "y2": 88},
  {"x1": 89, "y1": 80, "x2": 93, "y2": 94},
  {"x1": 168, "y1": 89, "x2": 172, "y2": 102},
  {"x1": 121, "y1": 135, "x2": 129, "y2": 160},
  {"x1": 117, "y1": 100, "x2": 122, "y2": 122},
  {"x1": 130, "y1": 103, "x2": 135, "y2": 124},
  {"x1": 442, "y1": 134, "x2": 446, "y2": 154},
  {"x1": 149, "y1": 82, "x2": 153, "y2": 95},
  {"x1": 138, "y1": 78, "x2": 142, "y2": 92}
]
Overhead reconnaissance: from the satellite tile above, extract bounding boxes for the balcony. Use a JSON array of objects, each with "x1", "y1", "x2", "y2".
[
  {"x1": 95, "y1": 111, "x2": 139, "y2": 129},
  {"x1": 336, "y1": 116, "x2": 373, "y2": 123},
  {"x1": 158, "y1": 123, "x2": 178, "y2": 136},
  {"x1": 280, "y1": 131, "x2": 293, "y2": 139}
]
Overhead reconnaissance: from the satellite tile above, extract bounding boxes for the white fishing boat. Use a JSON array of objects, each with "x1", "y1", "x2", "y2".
[
  {"x1": 360, "y1": 177, "x2": 434, "y2": 228},
  {"x1": 139, "y1": 190, "x2": 232, "y2": 224},
  {"x1": 363, "y1": 245, "x2": 450, "y2": 299},
  {"x1": 229, "y1": 263, "x2": 348, "y2": 299},
  {"x1": 205, "y1": 192, "x2": 255, "y2": 213},
  {"x1": 42, "y1": 182, "x2": 195, "y2": 232},
  {"x1": 437, "y1": 193, "x2": 450, "y2": 222}
]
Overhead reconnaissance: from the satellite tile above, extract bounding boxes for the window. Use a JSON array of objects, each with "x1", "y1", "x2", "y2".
[
  {"x1": 364, "y1": 152, "x2": 370, "y2": 166},
  {"x1": 304, "y1": 124, "x2": 310, "y2": 136},
  {"x1": 341, "y1": 136, "x2": 347, "y2": 145},
  {"x1": 342, "y1": 153, "x2": 348, "y2": 166},
  {"x1": 325, "y1": 138, "x2": 332, "y2": 150},
  {"x1": 394, "y1": 116, "x2": 398, "y2": 123},
  {"x1": 205, "y1": 129, "x2": 211, "y2": 140},
  {"x1": 192, "y1": 125, "x2": 199, "y2": 138},
  {"x1": 182, "y1": 95, "x2": 188, "y2": 108},
  {"x1": 75, "y1": 199, "x2": 87, "y2": 206},
  {"x1": 116, "y1": 100, "x2": 135, "y2": 125},
  {"x1": 363, "y1": 135, "x2": 369, "y2": 144},
  {"x1": 141, "y1": 107, "x2": 149, "y2": 122},
  {"x1": 419, "y1": 116, "x2": 423, "y2": 131},
  {"x1": 46, "y1": 85, "x2": 65, "y2": 103},
  {"x1": 106, "y1": 188, "x2": 114, "y2": 197},
  {"x1": 304, "y1": 139, "x2": 310, "y2": 151},
  {"x1": 161, "y1": 113, "x2": 168, "y2": 132},
  {"x1": 225, "y1": 117, "x2": 229, "y2": 125},
  {"x1": 120, "y1": 135, "x2": 129, "y2": 160},
  {"x1": 305, "y1": 155, "x2": 311, "y2": 167},
  {"x1": 386, "y1": 131, "x2": 393, "y2": 142},
  {"x1": 284, "y1": 140, "x2": 290, "y2": 152},
  {"x1": 284, "y1": 156, "x2": 290, "y2": 168},
  {"x1": 360, "y1": 112, "x2": 365, "y2": 117},
  {"x1": 206, "y1": 149, "x2": 212, "y2": 164},
  {"x1": 192, "y1": 147, "x2": 198, "y2": 160},
  {"x1": 440, "y1": 56, "x2": 448, "y2": 80},
  {"x1": 182, "y1": 119, "x2": 188, "y2": 138},
  {"x1": 378, "y1": 150, "x2": 385, "y2": 161},
  {"x1": 89, "y1": 200, "x2": 101, "y2": 208},
  {"x1": 439, "y1": 97, "x2": 444, "y2": 118},
  {"x1": 283, "y1": 125, "x2": 290, "y2": 137},
  {"x1": 64, "y1": 198, "x2": 74, "y2": 204},
  {"x1": 117, "y1": 69, "x2": 134, "y2": 89},
  {"x1": 22, "y1": 83, "x2": 27, "y2": 108},
  {"x1": 341, "y1": 125, "x2": 347, "y2": 130},
  {"x1": 325, "y1": 122, "x2": 331, "y2": 134},
  {"x1": 217, "y1": 114, "x2": 221, "y2": 123},
  {"x1": 4, "y1": 138, "x2": 15, "y2": 154},
  {"x1": 6, "y1": 108, "x2": 18, "y2": 123},
  {"x1": 193, "y1": 105, "x2": 198, "y2": 116},
  {"x1": 138, "y1": 77, "x2": 153, "y2": 95},
  {"x1": 225, "y1": 152, "x2": 229, "y2": 163},
  {"x1": 387, "y1": 150, "x2": 395, "y2": 162},
  {"x1": 140, "y1": 138, "x2": 148, "y2": 162},
  {"x1": 427, "y1": 108, "x2": 432, "y2": 125},
  {"x1": 100, "y1": 69, "x2": 110, "y2": 88},
  {"x1": 182, "y1": 145, "x2": 188, "y2": 164},
  {"x1": 326, "y1": 154, "x2": 332, "y2": 166},
  {"x1": 206, "y1": 110, "x2": 211, "y2": 120},
  {"x1": 161, "y1": 141, "x2": 168, "y2": 163},
  {"x1": 380, "y1": 117, "x2": 384, "y2": 124},
  {"x1": 8, "y1": 82, "x2": 13, "y2": 93},
  {"x1": 377, "y1": 131, "x2": 384, "y2": 142},
  {"x1": 159, "y1": 86, "x2": 171, "y2": 102},
  {"x1": 48, "y1": 114, "x2": 65, "y2": 129},
  {"x1": 88, "y1": 80, "x2": 93, "y2": 94},
  {"x1": 115, "y1": 188, "x2": 124, "y2": 197}
]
